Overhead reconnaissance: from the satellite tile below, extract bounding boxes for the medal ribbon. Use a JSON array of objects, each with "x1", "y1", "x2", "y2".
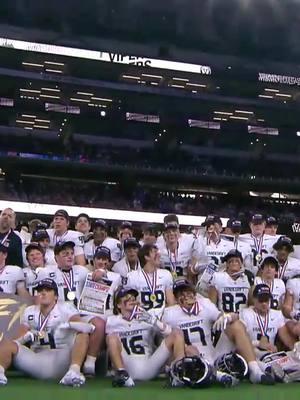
[
  {"x1": 124, "y1": 304, "x2": 139, "y2": 321},
  {"x1": 0, "y1": 229, "x2": 11, "y2": 246},
  {"x1": 141, "y1": 269, "x2": 157, "y2": 295},
  {"x1": 206, "y1": 233, "x2": 221, "y2": 246},
  {"x1": 126, "y1": 259, "x2": 139, "y2": 273},
  {"x1": 62, "y1": 269, "x2": 74, "y2": 292},
  {"x1": 263, "y1": 279, "x2": 274, "y2": 293},
  {"x1": 53, "y1": 230, "x2": 68, "y2": 245},
  {"x1": 278, "y1": 260, "x2": 288, "y2": 279},
  {"x1": 255, "y1": 311, "x2": 269, "y2": 337},
  {"x1": 38, "y1": 304, "x2": 56, "y2": 335},
  {"x1": 181, "y1": 301, "x2": 200, "y2": 316},
  {"x1": 251, "y1": 234, "x2": 263, "y2": 256},
  {"x1": 167, "y1": 245, "x2": 178, "y2": 273}
]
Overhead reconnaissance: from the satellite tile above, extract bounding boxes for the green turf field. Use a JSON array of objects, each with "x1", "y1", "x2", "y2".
[{"x1": 1, "y1": 377, "x2": 300, "y2": 400}]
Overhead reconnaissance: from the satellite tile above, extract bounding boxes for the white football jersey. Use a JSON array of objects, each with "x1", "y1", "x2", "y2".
[
  {"x1": 86, "y1": 270, "x2": 121, "y2": 315},
  {"x1": 125, "y1": 268, "x2": 173, "y2": 318},
  {"x1": 162, "y1": 298, "x2": 220, "y2": 364},
  {"x1": 239, "y1": 234, "x2": 276, "y2": 273},
  {"x1": 84, "y1": 237, "x2": 121, "y2": 264},
  {"x1": 211, "y1": 271, "x2": 250, "y2": 313},
  {"x1": 239, "y1": 307, "x2": 286, "y2": 345},
  {"x1": 39, "y1": 265, "x2": 88, "y2": 304},
  {"x1": 254, "y1": 277, "x2": 285, "y2": 310},
  {"x1": 112, "y1": 257, "x2": 141, "y2": 278},
  {"x1": 21, "y1": 302, "x2": 78, "y2": 351},
  {"x1": 204, "y1": 238, "x2": 233, "y2": 268},
  {"x1": 277, "y1": 257, "x2": 300, "y2": 281},
  {"x1": 286, "y1": 278, "x2": 300, "y2": 313},
  {"x1": 157, "y1": 234, "x2": 200, "y2": 278},
  {"x1": 23, "y1": 267, "x2": 45, "y2": 295},
  {"x1": 106, "y1": 314, "x2": 156, "y2": 358},
  {"x1": 0, "y1": 265, "x2": 24, "y2": 294},
  {"x1": 47, "y1": 229, "x2": 84, "y2": 257}
]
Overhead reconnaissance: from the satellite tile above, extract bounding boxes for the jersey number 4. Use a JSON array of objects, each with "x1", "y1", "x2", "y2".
[{"x1": 121, "y1": 335, "x2": 145, "y2": 355}]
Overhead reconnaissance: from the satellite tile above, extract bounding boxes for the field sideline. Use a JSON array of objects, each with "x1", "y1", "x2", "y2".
[{"x1": 1, "y1": 377, "x2": 300, "y2": 400}]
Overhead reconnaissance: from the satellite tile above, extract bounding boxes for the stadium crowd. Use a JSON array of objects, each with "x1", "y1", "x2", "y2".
[{"x1": 0, "y1": 207, "x2": 300, "y2": 387}]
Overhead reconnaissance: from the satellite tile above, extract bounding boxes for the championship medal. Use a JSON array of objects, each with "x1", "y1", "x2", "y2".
[
  {"x1": 62, "y1": 269, "x2": 75, "y2": 301},
  {"x1": 150, "y1": 293, "x2": 157, "y2": 302},
  {"x1": 67, "y1": 291, "x2": 76, "y2": 301},
  {"x1": 142, "y1": 269, "x2": 157, "y2": 304}
]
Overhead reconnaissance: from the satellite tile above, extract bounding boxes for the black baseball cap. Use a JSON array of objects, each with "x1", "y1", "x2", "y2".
[
  {"x1": 142, "y1": 223, "x2": 158, "y2": 235},
  {"x1": 222, "y1": 249, "x2": 243, "y2": 263},
  {"x1": 32, "y1": 229, "x2": 49, "y2": 242},
  {"x1": 259, "y1": 255, "x2": 279, "y2": 271},
  {"x1": 93, "y1": 219, "x2": 108, "y2": 230},
  {"x1": 173, "y1": 279, "x2": 195, "y2": 296},
  {"x1": 120, "y1": 221, "x2": 133, "y2": 230},
  {"x1": 227, "y1": 219, "x2": 242, "y2": 229},
  {"x1": 253, "y1": 284, "x2": 271, "y2": 301},
  {"x1": 164, "y1": 221, "x2": 179, "y2": 231},
  {"x1": 0, "y1": 243, "x2": 8, "y2": 253},
  {"x1": 94, "y1": 246, "x2": 111, "y2": 261},
  {"x1": 250, "y1": 214, "x2": 265, "y2": 224},
  {"x1": 54, "y1": 209, "x2": 70, "y2": 221},
  {"x1": 273, "y1": 236, "x2": 294, "y2": 252},
  {"x1": 76, "y1": 213, "x2": 91, "y2": 224},
  {"x1": 204, "y1": 215, "x2": 222, "y2": 227},
  {"x1": 25, "y1": 242, "x2": 44, "y2": 255},
  {"x1": 54, "y1": 241, "x2": 75, "y2": 255},
  {"x1": 36, "y1": 279, "x2": 58, "y2": 295},
  {"x1": 123, "y1": 237, "x2": 140, "y2": 250},
  {"x1": 113, "y1": 287, "x2": 139, "y2": 315},
  {"x1": 266, "y1": 216, "x2": 278, "y2": 227}
]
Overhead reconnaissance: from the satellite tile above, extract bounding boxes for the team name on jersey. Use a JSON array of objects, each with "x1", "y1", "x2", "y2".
[
  {"x1": 252, "y1": 327, "x2": 276, "y2": 334},
  {"x1": 223, "y1": 286, "x2": 249, "y2": 292},
  {"x1": 119, "y1": 328, "x2": 145, "y2": 338},
  {"x1": 179, "y1": 320, "x2": 204, "y2": 329},
  {"x1": 0, "y1": 280, "x2": 9, "y2": 284}
]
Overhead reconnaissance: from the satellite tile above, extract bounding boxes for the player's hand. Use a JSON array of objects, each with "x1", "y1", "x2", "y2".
[
  {"x1": 92, "y1": 269, "x2": 107, "y2": 282},
  {"x1": 213, "y1": 313, "x2": 233, "y2": 332},
  {"x1": 258, "y1": 337, "x2": 277, "y2": 352},
  {"x1": 136, "y1": 308, "x2": 156, "y2": 325}
]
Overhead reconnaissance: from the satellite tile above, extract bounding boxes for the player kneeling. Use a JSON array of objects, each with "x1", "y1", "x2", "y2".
[
  {"x1": 106, "y1": 287, "x2": 187, "y2": 387},
  {"x1": 0, "y1": 279, "x2": 95, "y2": 387}
]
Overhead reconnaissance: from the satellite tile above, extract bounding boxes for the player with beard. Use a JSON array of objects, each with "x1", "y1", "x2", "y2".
[
  {"x1": 273, "y1": 236, "x2": 300, "y2": 282},
  {"x1": 239, "y1": 214, "x2": 277, "y2": 275},
  {"x1": 113, "y1": 238, "x2": 141, "y2": 279},
  {"x1": 106, "y1": 287, "x2": 186, "y2": 387},
  {"x1": 125, "y1": 244, "x2": 175, "y2": 318},
  {"x1": 75, "y1": 213, "x2": 92, "y2": 243},
  {"x1": 163, "y1": 280, "x2": 274, "y2": 385},
  {"x1": 239, "y1": 284, "x2": 295, "y2": 359},
  {"x1": 252, "y1": 256, "x2": 285, "y2": 310},
  {"x1": 39, "y1": 241, "x2": 105, "y2": 376},
  {"x1": 0, "y1": 208, "x2": 22, "y2": 267},
  {"x1": 157, "y1": 221, "x2": 201, "y2": 280},
  {"x1": 0, "y1": 279, "x2": 92, "y2": 387},
  {"x1": 23, "y1": 243, "x2": 46, "y2": 295},
  {"x1": 47, "y1": 210, "x2": 85, "y2": 266},
  {"x1": 208, "y1": 250, "x2": 251, "y2": 313},
  {"x1": 84, "y1": 219, "x2": 121, "y2": 266}
]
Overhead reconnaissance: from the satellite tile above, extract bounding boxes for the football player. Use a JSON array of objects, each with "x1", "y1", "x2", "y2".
[
  {"x1": 157, "y1": 221, "x2": 201, "y2": 280},
  {"x1": 106, "y1": 287, "x2": 186, "y2": 387},
  {"x1": 273, "y1": 236, "x2": 300, "y2": 281},
  {"x1": 139, "y1": 223, "x2": 158, "y2": 246},
  {"x1": 163, "y1": 280, "x2": 274, "y2": 384},
  {"x1": 23, "y1": 243, "x2": 46, "y2": 295},
  {"x1": 0, "y1": 279, "x2": 93, "y2": 386},
  {"x1": 75, "y1": 213, "x2": 92, "y2": 243},
  {"x1": 31, "y1": 229, "x2": 56, "y2": 267},
  {"x1": 47, "y1": 210, "x2": 85, "y2": 266},
  {"x1": 282, "y1": 275, "x2": 300, "y2": 320},
  {"x1": 239, "y1": 214, "x2": 277, "y2": 275},
  {"x1": 84, "y1": 219, "x2": 121, "y2": 266},
  {"x1": 125, "y1": 244, "x2": 175, "y2": 318},
  {"x1": 208, "y1": 250, "x2": 251, "y2": 313},
  {"x1": 223, "y1": 219, "x2": 252, "y2": 264},
  {"x1": 239, "y1": 284, "x2": 295, "y2": 358},
  {"x1": 264, "y1": 216, "x2": 280, "y2": 238},
  {"x1": 112, "y1": 238, "x2": 141, "y2": 278},
  {"x1": 39, "y1": 241, "x2": 105, "y2": 376},
  {"x1": 252, "y1": 256, "x2": 285, "y2": 310},
  {"x1": 0, "y1": 243, "x2": 30, "y2": 297}
]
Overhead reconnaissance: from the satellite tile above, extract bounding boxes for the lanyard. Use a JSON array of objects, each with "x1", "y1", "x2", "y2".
[
  {"x1": 181, "y1": 301, "x2": 200, "y2": 316},
  {"x1": 53, "y1": 230, "x2": 68, "y2": 244},
  {"x1": 278, "y1": 260, "x2": 288, "y2": 279},
  {"x1": 206, "y1": 234, "x2": 221, "y2": 246},
  {"x1": 255, "y1": 310, "x2": 269, "y2": 337},
  {"x1": 126, "y1": 259, "x2": 139, "y2": 273},
  {"x1": 167, "y1": 245, "x2": 179, "y2": 273},
  {"x1": 141, "y1": 269, "x2": 157, "y2": 295},
  {"x1": 123, "y1": 304, "x2": 139, "y2": 321},
  {"x1": 62, "y1": 269, "x2": 74, "y2": 291},
  {"x1": 38, "y1": 303, "x2": 56, "y2": 337},
  {"x1": 0, "y1": 229, "x2": 11, "y2": 245},
  {"x1": 251, "y1": 234, "x2": 264, "y2": 254}
]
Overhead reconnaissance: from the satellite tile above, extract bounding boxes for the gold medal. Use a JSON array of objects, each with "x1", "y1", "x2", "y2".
[
  {"x1": 172, "y1": 271, "x2": 177, "y2": 279},
  {"x1": 150, "y1": 293, "x2": 157, "y2": 302},
  {"x1": 67, "y1": 291, "x2": 76, "y2": 301},
  {"x1": 256, "y1": 254, "x2": 262, "y2": 262}
]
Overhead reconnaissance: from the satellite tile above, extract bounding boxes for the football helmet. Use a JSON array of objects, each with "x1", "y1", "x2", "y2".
[
  {"x1": 214, "y1": 352, "x2": 248, "y2": 380},
  {"x1": 169, "y1": 356, "x2": 214, "y2": 388}
]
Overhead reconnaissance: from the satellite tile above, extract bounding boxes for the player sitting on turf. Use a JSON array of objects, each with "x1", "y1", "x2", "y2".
[
  {"x1": 0, "y1": 279, "x2": 95, "y2": 387},
  {"x1": 106, "y1": 287, "x2": 186, "y2": 387},
  {"x1": 163, "y1": 279, "x2": 274, "y2": 385}
]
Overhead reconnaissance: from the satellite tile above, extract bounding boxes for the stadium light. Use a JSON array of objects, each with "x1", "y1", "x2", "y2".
[
  {"x1": 297, "y1": 131, "x2": 300, "y2": 137},
  {"x1": 0, "y1": 200, "x2": 228, "y2": 226}
]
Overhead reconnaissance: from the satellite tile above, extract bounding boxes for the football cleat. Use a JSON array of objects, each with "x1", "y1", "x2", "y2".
[
  {"x1": 0, "y1": 374, "x2": 7, "y2": 386},
  {"x1": 112, "y1": 369, "x2": 135, "y2": 387},
  {"x1": 60, "y1": 370, "x2": 86, "y2": 387},
  {"x1": 219, "y1": 373, "x2": 239, "y2": 388}
]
